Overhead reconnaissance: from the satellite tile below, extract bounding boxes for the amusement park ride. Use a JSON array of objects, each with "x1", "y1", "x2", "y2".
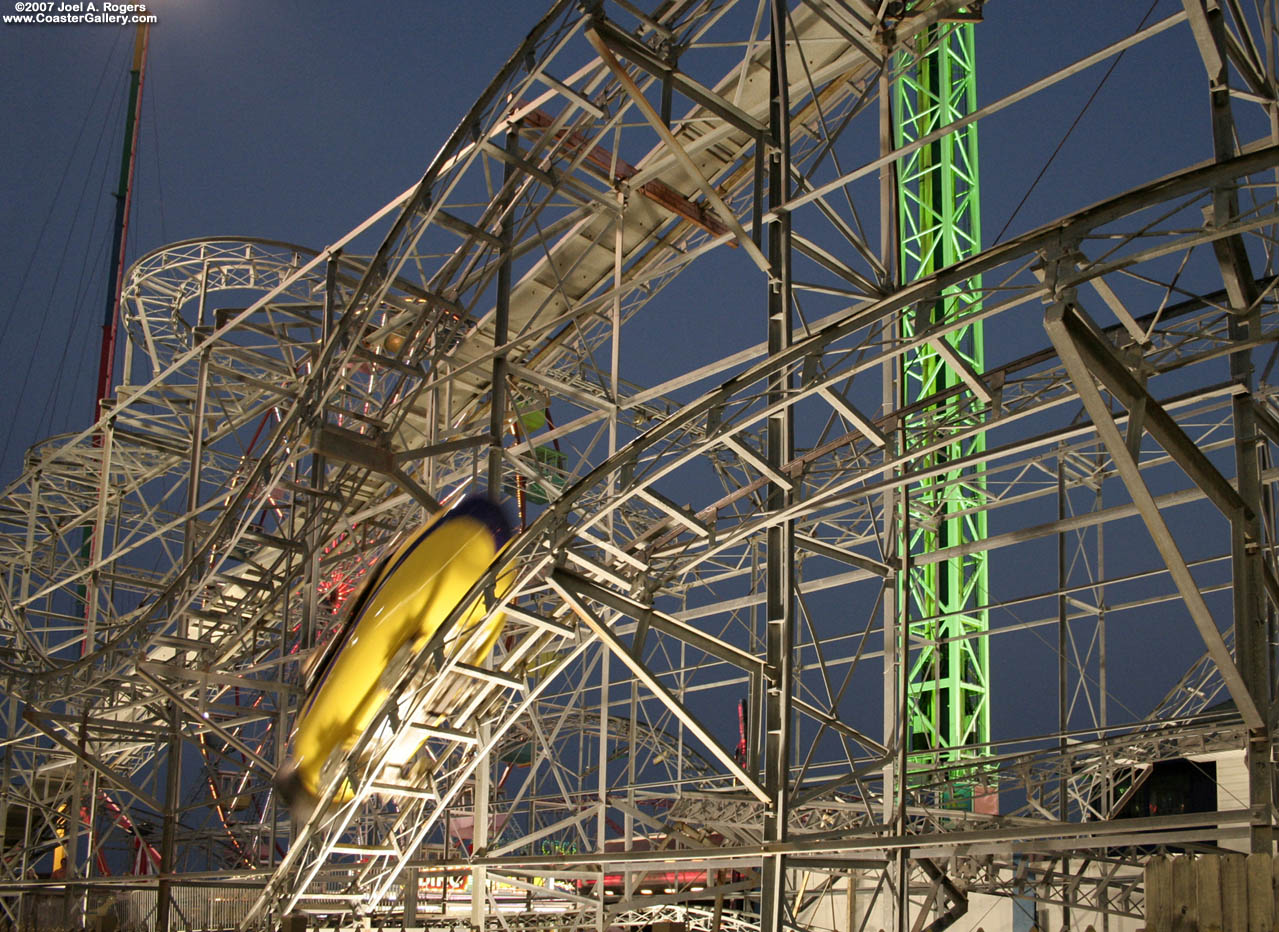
[{"x1": 2, "y1": 0, "x2": 1279, "y2": 930}]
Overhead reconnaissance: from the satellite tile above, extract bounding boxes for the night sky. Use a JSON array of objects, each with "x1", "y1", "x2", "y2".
[
  {"x1": 0, "y1": 0, "x2": 1237, "y2": 744},
  {"x1": 0, "y1": 1, "x2": 537, "y2": 478},
  {"x1": 0, "y1": 1, "x2": 1207, "y2": 482}
]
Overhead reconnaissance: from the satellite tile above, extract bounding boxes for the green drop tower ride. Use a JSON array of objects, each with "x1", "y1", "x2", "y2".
[{"x1": 894, "y1": 12, "x2": 990, "y2": 797}]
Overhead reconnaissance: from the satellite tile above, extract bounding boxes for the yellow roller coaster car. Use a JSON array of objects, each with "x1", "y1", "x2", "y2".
[{"x1": 275, "y1": 495, "x2": 512, "y2": 820}]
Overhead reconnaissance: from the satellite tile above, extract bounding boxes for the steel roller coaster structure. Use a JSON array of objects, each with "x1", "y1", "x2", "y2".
[{"x1": 1, "y1": 1, "x2": 1279, "y2": 930}]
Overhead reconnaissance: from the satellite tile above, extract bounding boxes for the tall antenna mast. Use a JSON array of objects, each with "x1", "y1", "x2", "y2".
[{"x1": 95, "y1": 22, "x2": 150, "y2": 418}]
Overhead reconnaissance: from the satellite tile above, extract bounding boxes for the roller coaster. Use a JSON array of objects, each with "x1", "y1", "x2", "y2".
[{"x1": 1, "y1": 2, "x2": 1278, "y2": 930}]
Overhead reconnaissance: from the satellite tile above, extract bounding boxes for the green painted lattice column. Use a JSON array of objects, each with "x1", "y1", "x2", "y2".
[{"x1": 894, "y1": 15, "x2": 990, "y2": 799}]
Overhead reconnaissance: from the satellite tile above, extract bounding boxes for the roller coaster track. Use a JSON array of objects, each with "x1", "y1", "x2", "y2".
[{"x1": 2, "y1": 2, "x2": 1279, "y2": 931}]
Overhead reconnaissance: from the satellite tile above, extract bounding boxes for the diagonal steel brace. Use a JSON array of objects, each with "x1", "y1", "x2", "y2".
[
  {"x1": 24, "y1": 708, "x2": 165, "y2": 814},
  {"x1": 549, "y1": 567, "x2": 770, "y2": 802},
  {"x1": 585, "y1": 22, "x2": 773, "y2": 275},
  {"x1": 1045, "y1": 300, "x2": 1263, "y2": 730},
  {"x1": 1051, "y1": 301, "x2": 1248, "y2": 522}
]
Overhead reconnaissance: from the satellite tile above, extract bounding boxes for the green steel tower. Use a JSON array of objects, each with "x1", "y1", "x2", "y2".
[{"x1": 894, "y1": 14, "x2": 990, "y2": 798}]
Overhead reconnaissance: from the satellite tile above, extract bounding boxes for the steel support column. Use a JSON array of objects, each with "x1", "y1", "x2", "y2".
[
  {"x1": 878, "y1": 33, "x2": 902, "y2": 932},
  {"x1": 1230, "y1": 386, "x2": 1273, "y2": 853},
  {"x1": 487, "y1": 123, "x2": 518, "y2": 498},
  {"x1": 760, "y1": 2, "x2": 795, "y2": 929},
  {"x1": 1183, "y1": 0, "x2": 1278, "y2": 854},
  {"x1": 156, "y1": 702, "x2": 182, "y2": 932},
  {"x1": 472, "y1": 720, "x2": 492, "y2": 931}
]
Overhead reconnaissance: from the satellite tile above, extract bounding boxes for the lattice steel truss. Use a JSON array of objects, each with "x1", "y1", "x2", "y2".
[
  {"x1": 894, "y1": 12, "x2": 990, "y2": 786},
  {"x1": 0, "y1": 2, "x2": 1277, "y2": 931}
]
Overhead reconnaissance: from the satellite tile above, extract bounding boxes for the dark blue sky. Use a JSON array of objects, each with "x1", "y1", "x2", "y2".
[
  {"x1": 0, "y1": 1, "x2": 1207, "y2": 481},
  {"x1": 0, "y1": 1, "x2": 536, "y2": 477}
]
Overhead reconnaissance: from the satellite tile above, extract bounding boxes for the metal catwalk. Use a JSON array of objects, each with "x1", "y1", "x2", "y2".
[{"x1": 0, "y1": 2, "x2": 1277, "y2": 930}]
